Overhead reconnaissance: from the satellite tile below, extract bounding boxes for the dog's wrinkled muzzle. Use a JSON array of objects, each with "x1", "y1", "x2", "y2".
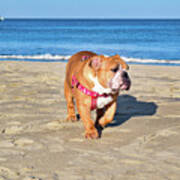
[
  {"x1": 120, "y1": 71, "x2": 131, "y2": 90},
  {"x1": 109, "y1": 70, "x2": 131, "y2": 92}
]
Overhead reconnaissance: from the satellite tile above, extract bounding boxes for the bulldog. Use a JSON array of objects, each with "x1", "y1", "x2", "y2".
[{"x1": 64, "y1": 51, "x2": 131, "y2": 139}]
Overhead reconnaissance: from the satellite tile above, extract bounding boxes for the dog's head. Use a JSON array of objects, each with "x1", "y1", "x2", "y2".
[{"x1": 88, "y1": 55, "x2": 131, "y2": 93}]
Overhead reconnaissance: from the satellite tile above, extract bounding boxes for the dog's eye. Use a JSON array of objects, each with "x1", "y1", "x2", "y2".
[{"x1": 111, "y1": 66, "x2": 119, "y2": 73}]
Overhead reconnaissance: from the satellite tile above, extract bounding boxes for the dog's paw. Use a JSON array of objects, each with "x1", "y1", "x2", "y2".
[
  {"x1": 85, "y1": 129, "x2": 99, "y2": 139},
  {"x1": 66, "y1": 115, "x2": 77, "y2": 122}
]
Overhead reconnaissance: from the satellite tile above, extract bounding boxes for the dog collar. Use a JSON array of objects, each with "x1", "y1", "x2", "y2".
[{"x1": 72, "y1": 75, "x2": 109, "y2": 110}]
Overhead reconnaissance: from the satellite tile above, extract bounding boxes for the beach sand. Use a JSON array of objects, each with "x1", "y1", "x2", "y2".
[{"x1": 0, "y1": 61, "x2": 180, "y2": 180}]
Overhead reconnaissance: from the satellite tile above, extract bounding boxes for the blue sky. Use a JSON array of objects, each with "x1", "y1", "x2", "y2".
[{"x1": 1, "y1": 0, "x2": 180, "y2": 19}]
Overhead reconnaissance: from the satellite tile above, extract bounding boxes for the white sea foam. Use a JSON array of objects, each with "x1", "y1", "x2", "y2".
[
  {"x1": 121, "y1": 56, "x2": 180, "y2": 65},
  {"x1": 0, "y1": 54, "x2": 180, "y2": 65},
  {"x1": 0, "y1": 54, "x2": 71, "y2": 60}
]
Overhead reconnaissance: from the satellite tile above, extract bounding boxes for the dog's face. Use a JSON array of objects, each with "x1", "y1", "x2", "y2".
[{"x1": 89, "y1": 55, "x2": 131, "y2": 93}]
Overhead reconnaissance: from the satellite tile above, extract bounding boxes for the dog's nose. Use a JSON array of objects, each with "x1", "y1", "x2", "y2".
[{"x1": 122, "y1": 71, "x2": 128, "y2": 79}]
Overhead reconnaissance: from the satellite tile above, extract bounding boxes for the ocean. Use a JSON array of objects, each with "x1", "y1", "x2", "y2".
[{"x1": 0, "y1": 19, "x2": 180, "y2": 65}]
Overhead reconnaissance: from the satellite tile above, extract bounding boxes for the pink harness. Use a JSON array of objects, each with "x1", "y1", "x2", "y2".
[
  {"x1": 72, "y1": 75, "x2": 109, "y2": 110},
  {"x1": 81, "y1": 55, "x2": 90, "y2": 61}
]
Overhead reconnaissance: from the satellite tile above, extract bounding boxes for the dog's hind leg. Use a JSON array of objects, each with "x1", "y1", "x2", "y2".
[{"x1": 64, "y1": 81, "x2": 77, "y2": 122}]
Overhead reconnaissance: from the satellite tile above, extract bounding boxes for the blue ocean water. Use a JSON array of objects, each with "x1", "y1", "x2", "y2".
[{"x1": 0, "y1": 19, "x2": 180, "y2": 65}]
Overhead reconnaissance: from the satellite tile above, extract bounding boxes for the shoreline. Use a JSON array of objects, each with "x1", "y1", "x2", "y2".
[
  {"x1": 0, "y1": 58, "x2": 180, "y2": 66},
  {"x1": 0, "y1": 61, "x2": 180, "y2": 179}
]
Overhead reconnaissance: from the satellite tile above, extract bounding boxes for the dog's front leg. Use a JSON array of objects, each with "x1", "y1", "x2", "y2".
[
  {"x1": 76, "y1": 98, "x2": 99, "y2": 139},
  {"x1": 98, "y1": 101, "x2": 117, "y2": 128}
]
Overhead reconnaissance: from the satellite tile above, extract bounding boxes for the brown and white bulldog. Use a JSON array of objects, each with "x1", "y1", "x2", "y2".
[{"x1": 64, "y1": 51, "x2": 131, "y2": 139}]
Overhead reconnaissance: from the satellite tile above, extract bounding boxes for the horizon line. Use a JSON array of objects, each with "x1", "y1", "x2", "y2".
[{"x1": 3, "y1": 17, "x2": 180, "y2": 20}]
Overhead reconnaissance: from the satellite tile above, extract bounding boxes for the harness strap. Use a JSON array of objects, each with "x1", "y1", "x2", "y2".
[
  {"x1": 72, "y1": 75, "x2": 109, "y2": 110},
  {"x1": 91, "y1": 96, "x2": 97, "y2": 110}
]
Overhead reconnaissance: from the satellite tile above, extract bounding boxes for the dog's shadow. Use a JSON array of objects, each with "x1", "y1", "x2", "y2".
[
  {"x1": 108, "y1": 94, "x2": 158, "y2": 127},
  {"x1": 76, "y1": 94, "x2": 158, "y2": 138}
]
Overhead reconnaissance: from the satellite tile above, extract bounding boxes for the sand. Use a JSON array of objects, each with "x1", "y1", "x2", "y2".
[{"x1": 0, "y1": 61, "x2": 180, "y2": 180}]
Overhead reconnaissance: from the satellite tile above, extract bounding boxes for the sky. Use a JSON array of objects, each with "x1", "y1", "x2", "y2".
[{"x1": 0, "y1": 0, "x2": 180, "y2": 19}]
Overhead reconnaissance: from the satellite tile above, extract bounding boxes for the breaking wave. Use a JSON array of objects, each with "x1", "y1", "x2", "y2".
[
  {"x1": 0, "y1": 54, "x2": 180, "y2": 65},
  {"x1": 0, "y1": 54, "x2": 71, "y2": 60}
]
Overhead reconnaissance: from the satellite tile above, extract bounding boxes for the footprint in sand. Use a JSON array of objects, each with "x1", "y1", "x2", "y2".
[
  {"x1": 1, "y1": 125, "x2": 23, "y2": 135},
  {"x1": 0, "y1": 157, "x2": 7, "y2": 162},
  {"x1": 0, "y1": 140, "x2": 14, "y2": 148},
  {"x1": 119, "y1": 159, "x2": 144, "y2": 165},
  {"x1": 140, "y1": 128, "x2": 179, "y2": 145},
  {"x1": 69, "y1": 138, "x2": 84, "y2": 142},
  {"x1": 45, "y1": 120, "x2": 66, "y2": 130},
  {"x1": 157, "y1": 128, "x2": 178, "y2": 137},
  {"x1": 23, "y1": 176, "x2": 43, "y2": 180},
  {"x1": 42, "y1": 136, "x2": 65, "y2": 153},
  {"x1": 13, "y1": 138, "x2": 43, "y2": 150},
  {"x1": 0, "y1": 166, "x2": 20, "y2": 179},
  {"x1": 7, "y1": 121, "x2": 22, "y2": 126},
  {"x1": 13, "y1": 138, "x2": 34, "y2": 147}
]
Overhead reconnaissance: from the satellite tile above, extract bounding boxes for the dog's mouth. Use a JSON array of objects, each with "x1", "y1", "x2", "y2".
[
  {"x1": 110, "y1": 74, "x2": 131, "y2": 93},
  {"x1": 119, "y1": 79, "x2": 131, "y2": 91},
  {"x1": 119, "y1": 71, "x2": 131, "y2": 91},
  {"x1": 108, "y1": 70, "x2": 131, "y2": 93}
]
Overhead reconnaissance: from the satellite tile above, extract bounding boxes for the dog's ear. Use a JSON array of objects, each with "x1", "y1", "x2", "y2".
[
  {"x1": 89, "y1": 56, "x2": 102, "y2": 71},
  {"x1": 111, "y1": 54, "x2": 129, "y2": 70}
]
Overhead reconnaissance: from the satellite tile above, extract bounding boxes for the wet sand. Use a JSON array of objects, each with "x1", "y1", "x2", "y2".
[{"x1": 0, "y1": 61, "x2": 180, "y2": 180}]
